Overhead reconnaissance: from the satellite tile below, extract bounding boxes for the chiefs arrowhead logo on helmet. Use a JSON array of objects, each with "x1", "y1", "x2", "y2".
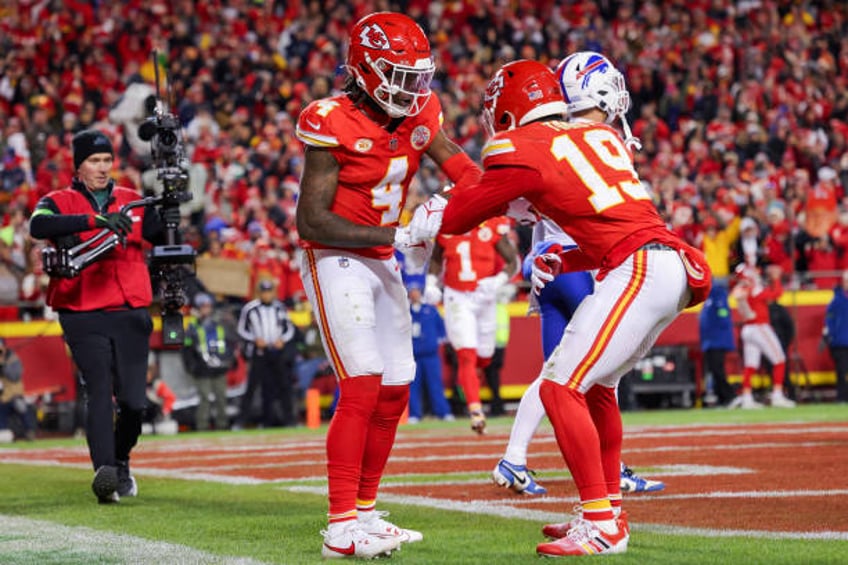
[{"x1": 359, "y1": 23, "x2": 389, "y2": 50}]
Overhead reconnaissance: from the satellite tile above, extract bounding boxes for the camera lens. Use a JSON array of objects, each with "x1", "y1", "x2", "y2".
[{"x1": 159, "y1": 130, "x2": 177, "y2": 149}]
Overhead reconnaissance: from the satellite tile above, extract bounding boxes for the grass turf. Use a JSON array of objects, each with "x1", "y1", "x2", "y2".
[{"x1": 1, "y1": 403, "x2": 847, "y2": 564}]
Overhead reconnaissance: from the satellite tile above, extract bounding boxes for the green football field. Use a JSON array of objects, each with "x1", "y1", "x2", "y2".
[{"x1": 1, "y1": 403, "x2": 847, "y2": 564}]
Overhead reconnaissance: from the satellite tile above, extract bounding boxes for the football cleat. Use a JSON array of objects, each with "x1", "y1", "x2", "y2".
[
  {"x1": 321, "y1": 521, "x2": 400, "y2": 559},
  {"x1": 728, "y1": 392, "x2": 763, "y2": 410},
  {"x1": 770, "y1": 391, "x2": 796, "y2": 408},
  {"x1": 116, "y1": 460, "x2": 138, "y2": 497},
  {"x1": 536, "y1": 516, "x2": 629, "y2": 557},
  {"x1": 492, "y1": 459, "x2": 547, "y2": 495},
  {"x1": 620, "y1": 463, "x2": 665, "y2": 493},
  {"x1": 358, "y1": 510, "x2": 423, "y2": 544},
  {"x1": 92, "y1": 465, "x2": 119, "y2": 504},
  {"x1": 544, "y1": 508, "x2": 630, "y2": 540},
  {"x1": 470, "y1": 410, "x2": 487, "y2": 435}
]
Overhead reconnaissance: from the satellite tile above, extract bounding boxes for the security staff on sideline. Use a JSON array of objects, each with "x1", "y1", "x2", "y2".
[
  {"x1": 29, "y1": 129, "x2": 173, "y2": 503},
  {"x1": 237, "y1": 279, "x2": 300, "y2": 428}
]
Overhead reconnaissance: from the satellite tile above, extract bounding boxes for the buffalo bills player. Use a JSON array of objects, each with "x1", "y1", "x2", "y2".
[
  {"x1": 295, "y1": 12, "x2": 479, "y2": 559},
  {"x1": 492, "y1": 220, "x2": 666, "y2": 496},
  {"x1": 441, "y1": 55, "x2": 711, "y2": 557}
]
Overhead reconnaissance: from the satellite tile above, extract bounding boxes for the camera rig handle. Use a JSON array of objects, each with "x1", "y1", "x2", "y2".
[{"x1": 42, "y1": 196, "x2": 159, "y2": 279}]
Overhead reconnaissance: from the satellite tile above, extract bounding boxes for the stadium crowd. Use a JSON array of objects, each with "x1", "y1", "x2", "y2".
[{"x1": 1, "y1": 0, "x2": 848, "y2": 324}]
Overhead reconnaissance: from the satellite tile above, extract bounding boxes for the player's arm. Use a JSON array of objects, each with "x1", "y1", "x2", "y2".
[
  {"x1": 495, "y1": 233, "x2": 519, "y2": 278},
  {"x1": 441, "y1": 166, "x2": 537, "y2": 234},
  {"x1": 428, "y1": 240, "x2": 444, "y2": 276},
  {"x1": 295, "y1": 146, "x2": 395, "y2": 248},
  {"x1": 426, "y1": 129, "x2": 481, "y2": 190}
]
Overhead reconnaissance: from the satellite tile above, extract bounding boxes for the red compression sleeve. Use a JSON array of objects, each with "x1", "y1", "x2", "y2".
[
  {"x1": 440, "y1": 152, "x2": 481, "y2": 188},
  {"x1": 441, "y1": 166, "x2": 540, "y2": 234}
]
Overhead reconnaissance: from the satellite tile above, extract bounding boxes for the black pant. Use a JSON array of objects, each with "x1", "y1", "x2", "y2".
[
  {"x1": 245, "y1": 345, "x2": 297, "y2": 427},
  {"x1": 703, "y1": 348, "x2": 737, "y2": 406},
  {"x1": 60, "y1": 308, "x2": 152, "y2": 470},
  {"x1": 483, "y1": 347, "x2": 506, "y2": 416},
  {"x1": 830, "y1": 346, "x2": 848, "y2": 403}
]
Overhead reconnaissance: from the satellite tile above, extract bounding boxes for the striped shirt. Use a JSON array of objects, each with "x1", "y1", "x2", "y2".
[{"x1": 237, "y1": 299, "x2": 295, "y2": 349}]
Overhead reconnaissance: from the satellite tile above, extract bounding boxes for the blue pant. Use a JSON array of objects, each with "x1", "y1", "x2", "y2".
[
  {"x1": 409, "y1": 352, "x2": 451, "y2": 419},
  {"x1": 537, "y1": 271, "x2": 594, "y2": 358}
]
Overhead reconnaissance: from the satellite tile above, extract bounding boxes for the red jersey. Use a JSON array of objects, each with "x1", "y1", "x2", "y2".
[
  {"x1": 295, "y1": 93, "x2": 444, "y2": 259},
  {"x1": 437, "y1": 217, "x2": 510, "y2": 292},
  {"x1": 735, "y1": 274, "x2": 782, "y2": 325},
  {"x1": 444, "y1": 120, "x2": 689, "y2": 274}
]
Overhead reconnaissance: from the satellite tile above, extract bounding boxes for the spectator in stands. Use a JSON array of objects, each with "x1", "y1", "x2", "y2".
[
  {"x1": 183, "y1": 292, "x2": 237, "y2": 431},
  {"x1": 804, "y1": 166, "x2": 841, "y2": 240},
  {"x1": 0, "y1": 235, "x2": 23, "y2": 320},
  {"x1": 701, "y1": 212, "x2": 741, "y2": 285},
  {"x1": 0, "y1": 338, "x2": 35, "y2": 442},
  {"x1": 824, "y1": 270, "x2": 848, "y2": 404},
  {"x1": 735, "y1": 216, "x2": 766, "y2": 270}
]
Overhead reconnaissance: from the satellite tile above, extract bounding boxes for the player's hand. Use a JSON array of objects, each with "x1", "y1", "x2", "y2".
[
  {"x1": 407, "y1": 194, "x2": 447, "y2": 243},
  {"x1": 423, "y1": 273, "x2": 442, "y2": 304},
  {"x1": 531, "y1": 244, "x2": 563, "y2": 295},
  {"x1": 396, "y1": 236, "x2": 433, "y2": 276},
  {"x1": 95, "y1": 212, "x2": 133, "y2": 237},
  {"x1": 505, "y1": 198, "x2": 541, "y2": 226},
  {"x1": 476, "y1": 271, "x2": 509, "y2": 297}
]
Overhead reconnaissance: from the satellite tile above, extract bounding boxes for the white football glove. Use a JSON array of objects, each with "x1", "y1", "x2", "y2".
[
  {"x1": 423, "y1": 273, "x2": 442, "y2": 304},
  {"x1": 476, "y1": 271, "x2": 509, "y2": 298},
  {"x1": 407, "y1": 194, "x2": 447, "y2": 243},
  {"x1": 395, "y1": 232, "x2": 433, "y2": 276},
  {"x1": 530, "y1": 248, "x2": 563, "y2": 295},
  {"x1": 505, "y1": 197, "x2": 541, "y2": 226}
]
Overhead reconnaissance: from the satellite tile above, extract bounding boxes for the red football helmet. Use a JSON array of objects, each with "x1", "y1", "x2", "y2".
[
  {"x1": 346, "y1": 12, "x2": 435, "y2": 118},
  {"x1": 481, "y1": 59, "x2": 568, "y2": 137}
]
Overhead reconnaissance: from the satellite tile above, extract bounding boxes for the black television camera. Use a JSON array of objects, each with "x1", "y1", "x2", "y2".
[
  {"x1": 136, "y1": 54, "x2": 196, "y2": 346},
  {"x1": 41, "y1": 52, "x2": 195, "y2": 346}
]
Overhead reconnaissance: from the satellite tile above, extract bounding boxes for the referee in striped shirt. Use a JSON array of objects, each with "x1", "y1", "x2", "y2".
[{"x1": 236, "y1": 279, "x2": 301, "y2": 427}]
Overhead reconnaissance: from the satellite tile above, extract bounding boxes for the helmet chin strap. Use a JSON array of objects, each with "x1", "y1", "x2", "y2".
[{"x1": 619, "y1": 115, "x2": 642, "y2": 152}]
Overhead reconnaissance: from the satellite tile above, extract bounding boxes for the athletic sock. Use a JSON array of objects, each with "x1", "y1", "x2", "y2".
[
  {"x1": 357, "y1": 383, "x2": 410, "y2": 503},
  {"x1": 503, "y1": 378, "x2": 545, "y2": 465},
  {"x1": 326, "y1": 376, "x2": 382, "y2": 517}
]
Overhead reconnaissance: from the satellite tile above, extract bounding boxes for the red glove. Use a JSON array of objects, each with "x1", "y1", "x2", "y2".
[{"x1": 530, "y1": 243, "x2": 563, "y2": 295}]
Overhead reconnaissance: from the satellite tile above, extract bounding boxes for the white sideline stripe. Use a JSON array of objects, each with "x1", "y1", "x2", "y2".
[
  {"x1": 284, "y1": 486, "x2": 848, "y2": 541},
  {"x1": 0, "y1": 514, "x2": 271, "y2": 564}
]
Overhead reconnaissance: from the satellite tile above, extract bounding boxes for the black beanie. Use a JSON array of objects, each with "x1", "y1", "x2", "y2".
[{"x1": 72, "y1": 129, "x2": 114, "y2": 170}]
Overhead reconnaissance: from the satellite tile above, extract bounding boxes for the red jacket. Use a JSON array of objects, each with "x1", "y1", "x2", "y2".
[{"x1": 44, "y1": 185, "x2": 153, "y2": 311}]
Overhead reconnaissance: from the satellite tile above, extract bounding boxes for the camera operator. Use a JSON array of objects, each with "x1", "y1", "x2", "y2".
[{"x1": 28, "y1": 129, "x2": 177, "y2": 504}]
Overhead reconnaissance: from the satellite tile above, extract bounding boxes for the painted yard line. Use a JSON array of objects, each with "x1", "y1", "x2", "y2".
[
  {"x1": 621, "y1": 489, "x2": 848, "y2": 500},
  {"x1": 284, "y1": 486, "x2": 848, "y2": 540},
  {"x1": 491, "y1": 488, "x2": 848, "y2": 507},
  {"x1": 4, "y1": 441, "x2": 837, "y2": 475},
  {"x1": 377, "y1": 464, "x2": 754, "y2": 489},
  {"x1": 0, "y1": 458, "x2": 270, "y2": 485},
  {"x1": 0, "y1": 514, "x2": 271, "y2": 565}
]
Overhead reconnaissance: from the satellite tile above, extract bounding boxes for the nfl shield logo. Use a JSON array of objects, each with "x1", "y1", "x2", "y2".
[{"x1": 338, "y1": 257, "x2": 350, "y2": 268}]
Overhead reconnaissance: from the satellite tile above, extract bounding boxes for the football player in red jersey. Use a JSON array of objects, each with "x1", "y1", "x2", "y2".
[
  {"x1": 441, "y1": 57, "x2": 712, "y2": 557},
  {"x1": 428, "y1": 217, "x2": 518, "y2": 434},
  {"x1": 294, "y1": 12, "x2": 480, "y2": 560},
  {"x1": 729, "y1": 263, "x2": 796, "y2": 408}
]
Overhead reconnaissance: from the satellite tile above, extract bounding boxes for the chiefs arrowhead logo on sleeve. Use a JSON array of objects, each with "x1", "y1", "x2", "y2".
[{"x1": 359, "y1": 23, "x2": 389, "y2": 50}]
